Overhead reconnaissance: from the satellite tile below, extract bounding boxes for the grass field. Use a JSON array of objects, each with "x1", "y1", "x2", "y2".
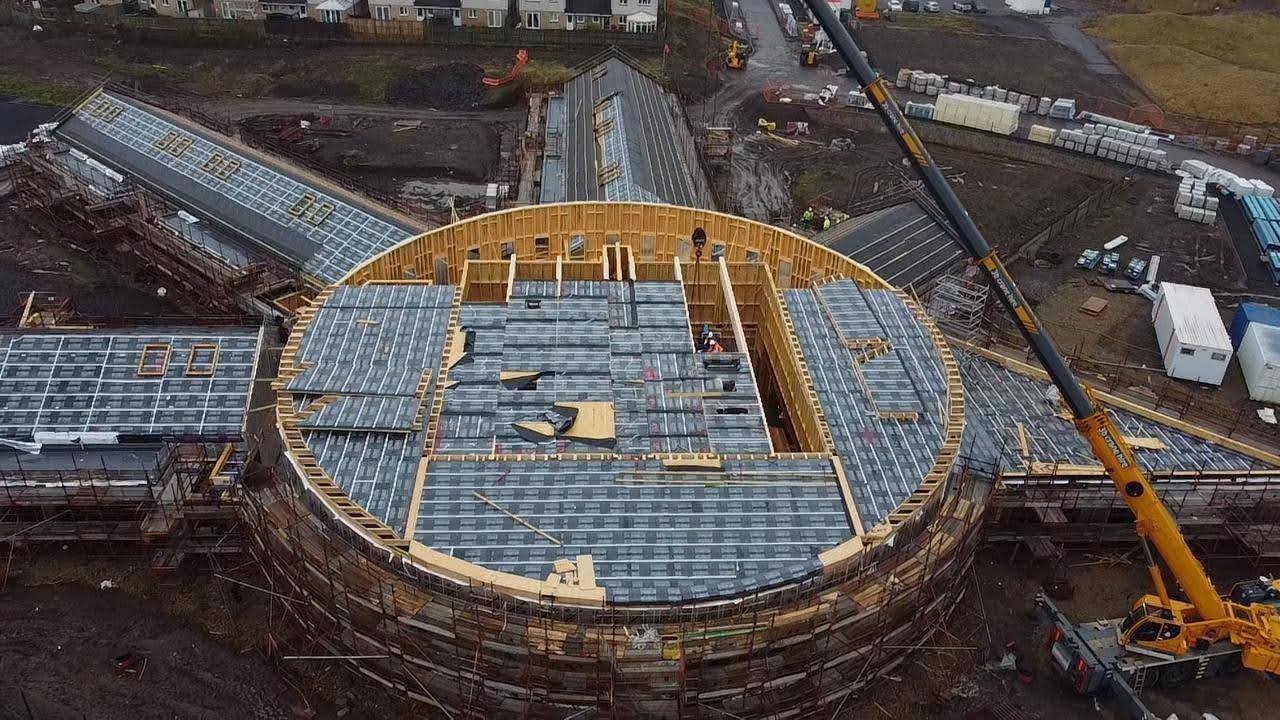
[
  {"x1": 1086, "y1": 12, "x2": 1280, "y2": 124},
  {"x1": 0, "y1": 74, "x2": 83, "y2": 107}
]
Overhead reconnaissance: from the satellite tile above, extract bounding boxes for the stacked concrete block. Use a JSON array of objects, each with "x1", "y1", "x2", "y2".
[
  {"x1": 1176, "y1": 176, "x2": 1218, "y2": 224},
  {"x1": 1028, "y1": 124, "x2": 1058, "y2": 145},
  {"x1": 904, "y1": 101, "x2": 936, "y2": 121},
  {"x1": 1182, "y1": 159, "x2": 1274, "y2": 198}
]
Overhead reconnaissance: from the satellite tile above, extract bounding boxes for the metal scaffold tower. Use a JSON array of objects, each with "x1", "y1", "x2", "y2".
[{"x1": 926, "y1": 273, "x2": 990, "y2": 345}]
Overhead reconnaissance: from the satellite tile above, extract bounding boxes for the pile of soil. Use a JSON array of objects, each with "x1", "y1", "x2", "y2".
[{"x1": 387, "y1": 63, "x2": 488, "y2": 108}]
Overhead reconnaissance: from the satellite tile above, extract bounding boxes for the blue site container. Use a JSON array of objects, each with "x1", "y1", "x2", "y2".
[{"x1": 1231, "y1": 302, "x2": 1280, "y2": 348}]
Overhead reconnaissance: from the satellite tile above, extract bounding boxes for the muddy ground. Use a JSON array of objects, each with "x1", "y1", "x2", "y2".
[
  {"x1": 1002, "y1": 174, "x2": 1277, "y2": 427},
  {"x1": 858, "y1": 546, "x2": 1280, "y2": 720},
  {"x1": 3, "y1": 545, "x2": 1278, "y2": 719},
  {"x1": 1013, "y1": 175, "x2": 1248, "y2": 356},
  {"x1": 0, "y1": 204, "x2": 210, "y2": 320},
  {"x1": 239, "y1": 111, "x2": 521, "y2": 213},
  {"x1": 724, "y1": 96, "x2": 1106, "y2": 251},
  {"x1": 855, "y1": 13, "x2": 1148, "y2": 106},
  {"x1": 0, "y1": 28, "x2": 615, "y2": 106},
  {"x1": 0, "y1": 550, "x2": 411, "y2": 720}
]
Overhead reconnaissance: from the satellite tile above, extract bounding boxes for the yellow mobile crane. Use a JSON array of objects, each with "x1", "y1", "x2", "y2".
[{"x1": 798, "y1": 0, "x2": 1280, "y2": 712}]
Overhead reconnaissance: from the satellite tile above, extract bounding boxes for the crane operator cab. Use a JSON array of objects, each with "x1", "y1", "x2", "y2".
[
  {"x1": 1120, "y1": 577, "x2": 1280, "y2": 657},
  {"x1": 1119, "y1": 599, "x2": 1196, "y2": 656}
]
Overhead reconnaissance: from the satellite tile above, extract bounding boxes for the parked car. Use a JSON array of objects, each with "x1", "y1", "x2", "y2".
[
  {"x1": 888, "y1": 0, "x2": 903, "y2": 10},
  {"x1": 1124, "y1": 257, "x2": 1149, "y2": 281},
  {"x1": 1076, "y1": 249, "x2": 1102, "y2": 270},
  {"x1": 1101, "y1": 252, "x2": 1121, "y2": 274},
  {"x1": 952, "y1": 1, "x2": 974, "y2": 10},
  {"x1": 972, "y1": 2, "x2": 987, "y2": 11},
  {"x1": 925, "y1": 1, "x2": 941, "y2": 11},
  {"x1": 903, "y1": 0, "x2": 921, "y2": 11}
]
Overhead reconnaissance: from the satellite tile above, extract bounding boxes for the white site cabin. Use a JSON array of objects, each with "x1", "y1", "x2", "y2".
[{"x1": 1152, "y1": 283, "x2": 1232, "y2": 386}]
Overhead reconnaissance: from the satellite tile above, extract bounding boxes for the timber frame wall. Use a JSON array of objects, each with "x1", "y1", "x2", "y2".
[{"x1": 255, "y1": 202, "x2": 982, "y2": 717}]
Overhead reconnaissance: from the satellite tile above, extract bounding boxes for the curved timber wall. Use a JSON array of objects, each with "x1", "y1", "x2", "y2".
[{"x1": 247, "y1": 202, "x2": 986, "y2": 719}]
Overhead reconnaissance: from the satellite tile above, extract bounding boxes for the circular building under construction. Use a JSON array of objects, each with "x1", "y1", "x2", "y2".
[{"x1": 249, "y1": 202, "x2": 983, "y2": 719}]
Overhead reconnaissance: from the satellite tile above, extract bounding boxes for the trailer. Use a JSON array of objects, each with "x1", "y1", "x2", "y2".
[{"x1": 1037, "y1": 594, "x2": 1247, "y2": 720}]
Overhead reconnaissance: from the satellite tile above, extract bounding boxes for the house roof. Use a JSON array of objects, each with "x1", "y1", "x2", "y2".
[
  {"x1": 566, "y1": 0, "x2": 611, "y2": 14},
  {"x1": 542, "y1": 57, "x2": 704, "y2": 207},
  {"x1": 627, "y1": 10, "x2": 657, "y2": 21}
]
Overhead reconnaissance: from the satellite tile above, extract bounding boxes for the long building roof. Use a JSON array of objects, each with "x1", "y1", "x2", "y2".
[
  {"x1": 56, "y1": 90, "x2": 424, "y2": 284},
  {"x1": 0, "y1": 326, "x2": 262, "y2": 441},
  {"x1": 541, "y1": 58, "x2": 704, "y2": 207}
]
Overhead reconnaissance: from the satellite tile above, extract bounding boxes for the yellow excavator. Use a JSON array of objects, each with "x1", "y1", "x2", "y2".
[{"x1": 799, "y1": 0, "x2": 1280, "y2": 713}]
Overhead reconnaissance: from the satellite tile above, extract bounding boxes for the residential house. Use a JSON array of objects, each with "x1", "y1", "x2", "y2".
[
  {"x1": 365, "y1": 0, "x2": 414, "y2": 20},
  {"x1": 411, "y1": 0, "x2": 462, "y2": 24},
  {"x1": 259, "y1": 0, "x2": 307, "y2": 16},
  {"x1": 460, "y1": 0, "x2": 508, "y2": 26},
  {"x1": 562, "y1": 0, "x2": 609, "y2": 29},
  {"x1": 517, "y1": 0, "x2": 564, "y2": 30},
  {"x1": 152, "y1": 0, "x2": 204, "y2": 17},
  {"x1": 609, "y1": 0, "x2": 657, "y2": 31},
  {"x1": 216, "y1": 0, "x2": 262, "y2": 17},
  {"x1": 307, "y1": 0, "x2": 366, "y2": 22},
  {"x1": 364, "y1": 0, "x2": 505, "y2": 24}
]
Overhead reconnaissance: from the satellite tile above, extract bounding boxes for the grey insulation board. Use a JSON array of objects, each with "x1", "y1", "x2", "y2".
[
  {"x1": 299, "y1": 395, "x2": 422, "y2": 432},
  {"x1": 287, "y1": 285, "x2": 454, "y2": 398},
  {"x1": 0, "y1": 328, "x2": 260, "y2": 439},
  {"x1": 414, "y1": 456, "x2": 850, "y2": 603},
  {"x1": 956, "y1": 350, "x2": 1274, "y2": 473},
  {"x1": 559, "y1": 58, "x2": 704, "y2": 207},
  {"x1": 438, "y1": 280, "x2": 774, "y2": 457},
  {"x1": 816, "y1": 201, "x2": 964, "y2": 291},
  {"x1": 783, "y1": 287, "x2": 949, "y2": 525},
  {"x1": 306, "y1": 429, "x2": 424, "y2": 535}
]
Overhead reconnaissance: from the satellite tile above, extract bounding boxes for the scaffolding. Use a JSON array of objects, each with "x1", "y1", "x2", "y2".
[
  {"x1": 4, "y1": 135, "x2": 304, "y2": 315},
  {"x1": 240, "y1": 452, "x2": 991, "y2": 720},
  {"x1": 1, "y1": 441, "x2": 247, "y2": 567},
  {"x1": 927, "y1": 272, "x2": 989, "y2": 345}
]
